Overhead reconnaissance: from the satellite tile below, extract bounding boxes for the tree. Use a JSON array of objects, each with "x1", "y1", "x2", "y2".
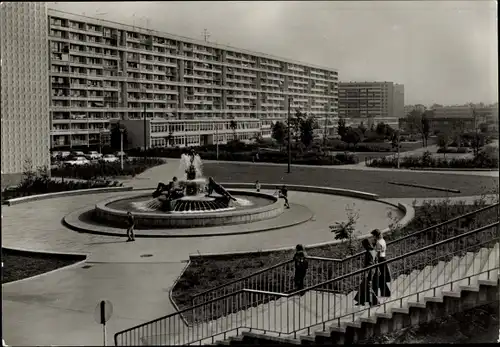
[
  {"x1": 437, "y1": 132, "x2": 450, "y2": 159},
  {"x1": 229, "y1": 120, "x2": 237, "y2": 140},
  {"x1": 110, "y1": 122, "x2": 128, "y2": 151},
  {"x1": 422, "y1": 115, "x2": 430, "y2": 147},
  {"x1": 357, "y1": 122, "x2": 367, "y2": 135},
  {"x1": 337, "y1": 117, "x2": 347, "y2": 140},
  {"x1": 300, "y1": 116, "x2": 317, "y2": 148},
  {"x1": 406, "y1": 111, "x2": 430, "y2": 147},
  {"x1": 375, "y1": 122, "x2": 387, "y2": 137},
  {"x1": 343, "y1": 127, "x2": 364, "y2": 148},
  {"x1": 289, "y1": 110, "x2": 305, "y2": 147},
  {"x1": 271, "y1": 121, "x2": 286, "y2": 150},
  {"x1": 330, "y1": 206, "x2": 360, "y2": 256},
  {"x1": 479, "y1": 123, "x2": 489, "y2": 133}
]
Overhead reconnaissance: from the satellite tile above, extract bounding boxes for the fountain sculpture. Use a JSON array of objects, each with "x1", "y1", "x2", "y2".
[
  {"x1": 147, "y1": 150, "x2": 238, "y2": 212},
  {"x1": 92, "y1": 150, "x2": 284, "y2": 228}
]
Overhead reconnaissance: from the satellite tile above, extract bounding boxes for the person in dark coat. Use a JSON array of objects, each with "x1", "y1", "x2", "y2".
[
  {"x1": 371, "y1": 229, "x2": 392, "y2": 298},
  {"x1": 354, "y1": 238, "x2": 379, "y2": 307},
  {"x1": 293, "y1": 244, "x2": 308, "y2": 294}
]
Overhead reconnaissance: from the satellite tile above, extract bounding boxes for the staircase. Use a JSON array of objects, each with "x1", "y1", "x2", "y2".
[{"x1": 114, "y1": 219, "x2": 499, "y2": 346}]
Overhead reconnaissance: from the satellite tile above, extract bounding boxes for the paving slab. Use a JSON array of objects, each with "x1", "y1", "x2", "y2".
[{"x1": 2, "y1": 262, "x2": 186, "y2": 346}]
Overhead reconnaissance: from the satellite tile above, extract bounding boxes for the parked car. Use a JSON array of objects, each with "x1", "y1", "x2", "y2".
[
  {"x1": 64, "y1": 156, "x2": 91, "y2": 166},
  {"x1": 86, "y1": 151, "x2": 103, "y2": 160},
  {"x1": 72, "y1": 151, "x2": 85, "y2": 157},
  {"x1": 51, "y1": 151, "x2": 62, "y2": 159},
  {"x1": 101, "y1": 154, "x2": 119, "y2": 163},
  {"x1": 59, "y1": 151, "x2": 71, "y2": 159}
]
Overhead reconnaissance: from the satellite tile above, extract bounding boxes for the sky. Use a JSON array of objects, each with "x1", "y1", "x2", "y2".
[{"x1": 48, "y1": 1, "x2": 498, "y2": 106}]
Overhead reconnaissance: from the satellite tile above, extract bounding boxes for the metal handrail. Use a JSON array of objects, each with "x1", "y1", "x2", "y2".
[
  {"x1": 191, "y1": 203, "x2": 498, "y2": 301},
  {"x1": 115, "y1": 221, "x2": 499, "y2": 345}
]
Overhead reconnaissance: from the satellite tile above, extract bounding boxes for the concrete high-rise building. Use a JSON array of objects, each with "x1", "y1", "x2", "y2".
[
  {"x1": 338, "y1": 81, "x2": 404, "y2": 128},
  {"x1": 393, "y1": 83, "x2": 405, "y2": 119},
  {"x1": 47, "y1": 9, "x2": 339, "y2": 149},
  {"x1": 0, "y1": 2, "x2": 51, "y2": 184}
]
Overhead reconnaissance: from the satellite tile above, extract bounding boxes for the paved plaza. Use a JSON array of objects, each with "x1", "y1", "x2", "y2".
[{"x1": 2, "y1": 160, "x2": 498, "y2": 346}]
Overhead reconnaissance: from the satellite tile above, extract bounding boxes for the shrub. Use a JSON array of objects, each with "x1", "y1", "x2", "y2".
[
  {"x1": 1, "y1": 166, "x2": 121, "y2": 202},
  {"x1": 368, "y1": 150, "x2": 498, "y2": 169}
]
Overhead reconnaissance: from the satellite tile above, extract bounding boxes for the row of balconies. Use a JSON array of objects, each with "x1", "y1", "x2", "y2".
[
  {"x1": 51, "y1": 46, "x2": 336, "y2": 82},
  {"x1": 50, "y1": 71, "x2": 338, "y2": 96},
  {"x1": 51, "y1": 34, "x2": 336, "y2": 78}
]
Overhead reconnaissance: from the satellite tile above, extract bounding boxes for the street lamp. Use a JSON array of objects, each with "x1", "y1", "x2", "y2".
[
  {"x1": 99, "y1": 128, "x2": 106, "y2": 154},
  {"x1": 120, "y1": 128, "x2": 124, "y2": 170},
  {"x1": 287, "y1": 95, "x2": 292, "y2": 174},
  {"x1": 279, "y1": 80, "x2": 292, "y2": 174}
]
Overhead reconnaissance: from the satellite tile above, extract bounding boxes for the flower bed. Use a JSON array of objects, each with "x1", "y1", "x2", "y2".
[
  {"x1": 2, "y1": 248, "x2": 85, "y2": 283},
  {"x1": 171, "y1": 197, "x2": 498, "y2": 316}
]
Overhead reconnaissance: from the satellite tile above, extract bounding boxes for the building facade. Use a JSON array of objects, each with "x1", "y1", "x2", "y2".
[
  {"x1": 120, "y1": 118, "x2": 262, "y2": 149},
  {"x1": 338, "y1": 81, "x2": 404, "y2": 128},
  {"x1": 47, "y1": 9, "x2": 339, "y2": 149},
  {"x1": 1, "y1": 2, "x2": 51, "y2": 179}
]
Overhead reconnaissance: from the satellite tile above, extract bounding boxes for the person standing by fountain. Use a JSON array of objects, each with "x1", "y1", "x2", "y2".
[
  {"x1": 126, "y1": 211, "x2": 135, "y2": 242},
  {"x1": 255, "y1": 180, "x2": 261, "y2": 192}
]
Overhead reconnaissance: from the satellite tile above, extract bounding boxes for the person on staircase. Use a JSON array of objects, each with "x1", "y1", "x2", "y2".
[
  {"x1": 293, "y1": 244, "x2": 308, "y2": 295},
  {"x1": 354, "y1": 238, "x2": 379, "y2": 306},
  {"x1": 371, "y1": 229, "x2": 392, "y2": 299}
]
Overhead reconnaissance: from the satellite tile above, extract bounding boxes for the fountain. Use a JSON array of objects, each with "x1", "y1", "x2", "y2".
[{"x1": 92, "y1": 150, "x2": 285, "y2": 228}]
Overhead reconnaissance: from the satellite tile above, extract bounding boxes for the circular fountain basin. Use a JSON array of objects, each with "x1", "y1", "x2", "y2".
[{"x1": 93, "y1": 190, "x2": 284, "y2": 229}]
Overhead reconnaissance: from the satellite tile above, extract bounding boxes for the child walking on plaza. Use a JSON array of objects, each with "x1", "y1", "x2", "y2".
[
  {"x1": 279, "y1": 185, "x2": 290, "y2": 209},
  {"x1": 126, "y1": 211, "x2": 135, "y2": 242}
]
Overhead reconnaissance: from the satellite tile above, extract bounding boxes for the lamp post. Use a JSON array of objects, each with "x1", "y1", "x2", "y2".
[
  {"x1": 215, "y1": 124, "x2": 219, "y2": 160},
  {"x1": 99, "y1": 128, "x2": 105, "y2": 154},
  {"x1": 120, "y1": 128, "x2": 124, "y2": 170},
  {"x1": 143, "y1": 103, "x2": 147, "y2": 162},
  {"x1": 323, "y1": 104, "x2": 329, "y2": 146},
  {"x1": 287, "y1": 96, "x2": 292, "y2": 174}
]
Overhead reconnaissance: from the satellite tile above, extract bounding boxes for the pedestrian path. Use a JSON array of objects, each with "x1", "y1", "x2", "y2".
[{"x1": 1, "y1": 159, "x2": 496, "y2": 346}]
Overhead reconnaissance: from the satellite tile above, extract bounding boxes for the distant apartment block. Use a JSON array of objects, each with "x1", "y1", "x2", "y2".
[
  {"x1": 400, "y1": 105, "x2": 499, "y2": 134},
  {"x1": 428, "y1": 105, "x2": 498, "y2": 134},
  {"x1": 404, "y1": 104, "x2": 427, "y2": 114},
  {"x1": 338, "y1": 81, "x2": 404, "y2": 129},
  {"x1": 47, "y1": 9, "x2": 339, "y2": 149},
  {"x1": 0, "y1": 2, "x2": 51, "y2": 179}
]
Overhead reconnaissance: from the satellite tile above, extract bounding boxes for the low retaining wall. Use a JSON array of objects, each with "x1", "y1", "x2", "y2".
[
  {"x1": 93, "y1": 190, "x2": 283, "y2": 229},
  {"x1": 6, "y1": 186, "x2": 133, "y2": 206},
  {"x1": 186, "y1": 184, "x2": 413, "y2": 259},
  {"x1": 219, "y1": 183, "x2": 379, "y2": 200}
]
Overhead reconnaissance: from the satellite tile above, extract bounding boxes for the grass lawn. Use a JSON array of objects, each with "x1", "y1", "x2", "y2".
[
  {"x1": 2, "y1": 248, "x2": 85, "y2": 284},
  {"x1": 171, "y1": 200, "x2": 498, "y2": 318},
  {"x1": 202, "y1": 162, "x2": 498, "y2": 198}
]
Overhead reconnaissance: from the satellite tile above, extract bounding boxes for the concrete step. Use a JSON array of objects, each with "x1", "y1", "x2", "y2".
[
  {"x1": 389, "y1": 265, "x2": 433, "y2": 314},
  {"x1": 437, "y1": 252, "x2": 476, "y2": 295},
  {"x1": 358, "y1": 274, "x2": 409, "y2": 323},
  {"x1": 373, "y1": 269, "x2": 420, "y2": 319},
  {"x1": 445, "y1": 248, "x2": 490, "y2": 295},
  {"x1": 477, "y1": 243, "x2": 500, "y2": 285}
]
